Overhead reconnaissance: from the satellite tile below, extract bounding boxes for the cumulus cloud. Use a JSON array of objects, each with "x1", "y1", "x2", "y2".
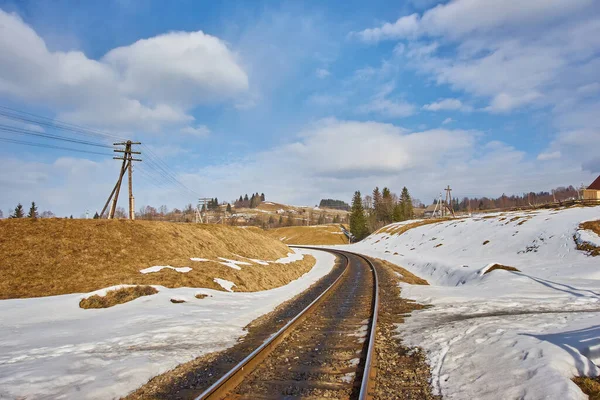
[
  {"x1": 422, "y1": 98, "x2": 472, "y2": 112},
  {"x1": 356, "y1": 0, "x2": 592, "y2": 42},
  {"x1": 0, "y1": 9, "x2": 249, "y2": 131},
  {"x1": 355, "y1": 0, "x2": 600, "y2": 116},
  {"x1": 3, "y1": 118, "x2": 596, "y2": 215}
]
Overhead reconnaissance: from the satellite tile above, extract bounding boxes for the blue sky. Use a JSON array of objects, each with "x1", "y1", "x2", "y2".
[{"x1": 0, "y1": 0, "x2": 599, "y2": 216}]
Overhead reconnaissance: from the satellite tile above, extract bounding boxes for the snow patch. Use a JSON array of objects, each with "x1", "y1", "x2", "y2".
[
  {"x1": 140, "y1": 266, "x2": 192, "y2": 274},
  {"x1": 0, "y1": 249, "x2": 335, "y2": 399},
  {"x1": 575, "y1": 228, "x2": 600, "y2": 248},
  {"x1": 190, "y1": 258, "x2": 209, "y2": 262},
  {"x1": 213, "y1": 278, "x2": 236, "y2": 292},
  {"x1": 344, "y1": 206, "x2": 600, "y2": 399}
]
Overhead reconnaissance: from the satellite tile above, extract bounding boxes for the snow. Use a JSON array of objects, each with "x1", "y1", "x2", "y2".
[
  {"x1": 0, "y1": 248, "x2": 335, "y2": 399},
  {"x1": 213, "y1": 278, "x2": 236, "y2": 292},
  {"x1": 190, "y1": 257, "x2": 209, "y2": 262},
  {"x1": 217, "y1": 257, "x2": 252, "y2": 270},
  {"x1": 274, "y1": 251, "x2": 304, "y2": 264},
  {"x1": 344, "y1": 206, "x2": 600, "y2": 399},
  {"x1": 139, "y1": 266, "x2": 192, "y2": 274},
  {"x1": 576, "y1": 227, "x2": 600, "y2": 248}
]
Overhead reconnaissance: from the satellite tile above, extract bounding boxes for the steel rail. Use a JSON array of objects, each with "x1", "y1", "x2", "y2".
[{"x1": 193, "y1": 247, "x2": 379, "y2": 400}]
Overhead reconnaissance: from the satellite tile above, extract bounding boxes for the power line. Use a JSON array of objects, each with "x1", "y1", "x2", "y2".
[
  {"x1": 0, "y1": 124, "x2": 113, "y2": 148},
  {"x1": 0, "y1": 105, "x2": 126, "y2": 141},
  {"x1": 0, "y1": 137, "x2": 113, "y2": 156}
]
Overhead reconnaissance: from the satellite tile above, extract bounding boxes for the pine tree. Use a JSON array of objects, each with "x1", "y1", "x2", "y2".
[
  {"x1": 93, "y1": 212, "x2": 100, "y2": 219},
  {"x1": 261, "y1": 193, "x2": 265, "y2": 201},
  {"x1": 392, "y1": 203, "x2": 403, "y2": 222},
  {"x1": 372, "y1": 187, "x2": 382, "y2": 219},
  {"x1": 69, "y1": 215, "x2": 73, "y2": 219},
  {"x1": 11, "y1": 203, "x2": 24, "y2": 218},
  {"x1": 400, "y1": 187, "x2": 413, "y2": 220},
  {"x1": 332, "y1": 214, "x2": 340, "y2": 223},
  {"x1": 350, "y1": 191, "x2": 369, "y2": 241},
  {"x1": 278, "y1": 215, "x2": 283, "y2": 226},
  {"x1": 382, "y1": 187, "x2": 393, "y2": 223},
  {"x1": 226, "y1": 203, "x2": 232, "y2": 213},
  {"x1": 27, "y1": 202, "x2": 38, "y2": 218}
]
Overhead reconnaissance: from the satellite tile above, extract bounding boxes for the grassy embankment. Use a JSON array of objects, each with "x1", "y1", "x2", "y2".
[
  {"x1": 266, "y1": 224, "x2": 349, "y2": 245},
  {"x1": 0, "y1": 219, "x2": 315, "y2": 300}
]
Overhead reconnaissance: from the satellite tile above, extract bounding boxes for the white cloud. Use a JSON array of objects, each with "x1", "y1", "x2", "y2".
[
  {"x1": 315, "y1": 68, "x2": 331, "y2": 79},
  {"x1": 0, "y1": 9, "x2": 249, "y2": 131},
  {"x1": 422, "y1": 98, "x2": 472, "y2": 112},
  {"x1": 442, "y1": 117, "x2": 454, "y2": 125},
  {"x1": 537, "y1": 151, "x2": 561, "y2": 161},
  {"x1": 356, "y1": 0, "x2": 593, "y2": 42},
  {"x1": 2, "y1": 119, "x2": 596, "y2": 216},
  {"x1": 181, "y1": 125, "x2": 211, "y2": 137},
  {"x1": 357, "y1": 82, "x2": 416, "y2": 118}
]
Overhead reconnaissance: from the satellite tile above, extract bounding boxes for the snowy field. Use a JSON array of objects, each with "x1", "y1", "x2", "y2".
[
  {"x1": 0, "y1": 248, "x2": 335, "y2": 399},
  {"x1": 346, "y1": 206, "x2": 600, "y2": 399}
]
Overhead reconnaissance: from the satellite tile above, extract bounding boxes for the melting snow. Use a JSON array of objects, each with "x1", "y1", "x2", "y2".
[
  {"x1": 213, "y1": 278, "x2": 236, "y2": 292},
  {"x1": 344, "y1": 206, "x2": 600, "y2": 400},
  {"x1": 139, "y1": 266, "x2": 192, "y2": 274},
  {"x1": 0, "y1": 249, "x2": 335, "y2": 399},
  {"x1": 190, "y1": 258, "x2": 209, "y2": 262}
]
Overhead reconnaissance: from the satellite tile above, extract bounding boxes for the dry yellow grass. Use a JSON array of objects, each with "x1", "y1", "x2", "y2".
[
  {"x1": 79, "y1": 286, "x2": 158, "y2": 309},
  {"x1": 375, "y1": 219, "x2": 446, "y2": 236},
  {"x1": 574, "y1": 376, "x2": 600, "y2": 399},
  {"x1": 484, "y1": 264, "x2": 520, "y2": 274},
  {"x1": 265, "y1": 224, "x2": 349, "y2": 245},
  {"x1": 374, "y1": 258, "x2": 429, "y2": 285},
  {"x1": 0, "y1": 219, "x2": 315, "y2": 299}
]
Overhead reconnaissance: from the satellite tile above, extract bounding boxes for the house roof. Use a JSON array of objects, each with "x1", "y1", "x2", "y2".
[
  {"x1": 588, "y1": 175, "x2": 600, "y2": 190},
  {"x1": 424, "y1": 204, "x2": 438, "y2": 212}
]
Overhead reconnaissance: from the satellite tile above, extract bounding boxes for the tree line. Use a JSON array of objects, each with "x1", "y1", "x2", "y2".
[
  {"x1": 350, "y1": 186, "x2": 415, "y2": 241},
  {"x1": 234, "y1": 192, "x2": 266, "y2": 209},
  {"x1": 319, "y1": 199, "x2": 350, "y2": 211},
  {"x1": 4, "y1": 202, "x2": 57, "y2": 219},
  {"x1": 440, "y1": 185, "x2": 582, "y2": 212}
]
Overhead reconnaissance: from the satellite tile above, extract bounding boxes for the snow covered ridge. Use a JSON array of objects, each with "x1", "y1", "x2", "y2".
[
  {"x1": 348, "y1": 206, "x2": 600, "y2": 399},
  {"x1": 0, "y1": 249, "x2": 335, "y2": 400}
]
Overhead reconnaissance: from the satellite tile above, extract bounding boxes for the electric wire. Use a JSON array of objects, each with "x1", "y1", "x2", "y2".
[{"x1": 0, "y1": 137, "x2": 113, "y2": 156}]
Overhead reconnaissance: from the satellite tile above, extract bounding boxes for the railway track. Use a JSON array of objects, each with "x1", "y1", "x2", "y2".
[{"x1": 194, "y1": 248, "x2": 379, "y2": 400}]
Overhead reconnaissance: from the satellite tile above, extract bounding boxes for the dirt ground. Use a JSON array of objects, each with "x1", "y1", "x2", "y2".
[
  {"x1": 371, "y1": 258, "x2": 440, "y2": 399},
  {"x1": 0, "y1": 218, "x2": 314, "y2": 299}
]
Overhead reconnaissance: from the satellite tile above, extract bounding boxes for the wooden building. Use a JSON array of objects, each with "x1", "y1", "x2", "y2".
[{"x1": 584, "y1": 175, "x2": 600, "y2": 201}]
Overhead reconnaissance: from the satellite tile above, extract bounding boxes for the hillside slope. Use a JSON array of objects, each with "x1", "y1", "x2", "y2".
[
  {"x1": 348, "y1": 206, "x2": 600, "y2": 400},
  {"x1": 0, "y1": 219, "x2": 314, "y2": 299},
  {"x1": 266, "y1": 224, "x2": 349, "y2": 245}
]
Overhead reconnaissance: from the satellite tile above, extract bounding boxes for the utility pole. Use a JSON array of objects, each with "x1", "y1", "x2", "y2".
[
  {"x1": 196, "y1": 198, "x2": 211, "y2": 223},
  {"x1": 444, "y1": 185, "x2": 453, "y2": 210},
  {"x1": 100, "y1": 140, "x2": 141, "y2": 219}
]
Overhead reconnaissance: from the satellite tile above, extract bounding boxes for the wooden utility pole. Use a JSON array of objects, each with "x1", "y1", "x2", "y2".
[
  {"x1": 196, "y1": 198, "x2": 211, "y2": 223},
  {"x1": 100, "y1": 140, "x2": 141, "y2": 219}
]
